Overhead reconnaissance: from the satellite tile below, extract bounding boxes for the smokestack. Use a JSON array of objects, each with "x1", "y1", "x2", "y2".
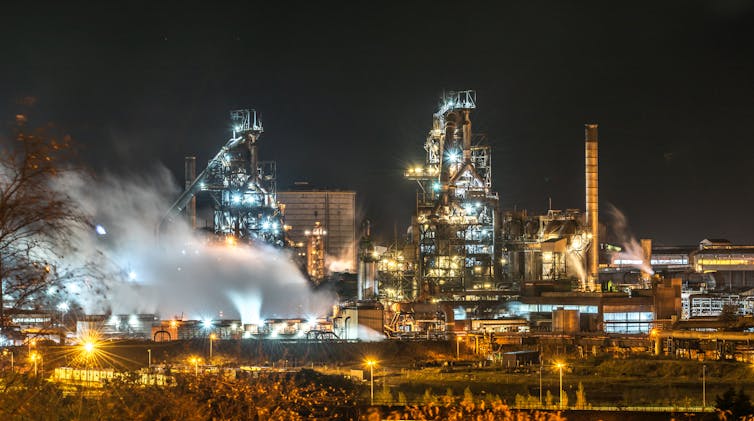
[
  {"x1": 184, "y1": 156, "x2": 197, "y2": 230},
  {"x1": 585, "y1": 124, "x2": 599, "y2": 291},
  {"x1": 357, "y1": 220, "x2": 372, "y2": 301}
]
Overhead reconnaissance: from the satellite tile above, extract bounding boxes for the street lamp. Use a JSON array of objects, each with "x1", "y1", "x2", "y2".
[
  {"x1": 82, "y1": 339, "x2": 96, "y2": 383},
  {"x1": 28, "y1": 338, "x2": 36, "y2": 355},
  {"x1": 30, "y1": 351, "x2": 39, "y2": 376},
  {"x1": 189, "y1": 356, "x2": 200, "y2": 376},
  {"x1": 209, "y1": 333, "x2": 217, "y2": 365},
  {"x1": 366, "y1": 359, "x2": 376, "y2": 405},
  {"x1": 554, "y1": 361, "x2": 566, "y2": 409}
]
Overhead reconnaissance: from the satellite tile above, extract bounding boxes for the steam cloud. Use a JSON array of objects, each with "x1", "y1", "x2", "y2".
[
  {"x1": 606, "y1": 203, "x2": 654, "y2": 277},
  {"x1": 55, "y1": 166, "x2": 336, "y2": 323},
  {"x1": 326, "y1": 241, "x2": 357, "y2": 274}
]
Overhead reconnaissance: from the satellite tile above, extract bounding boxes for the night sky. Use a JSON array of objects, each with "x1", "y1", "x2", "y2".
[{"x1": 2, "y1": 1, "x2": 753, "y2": 245}]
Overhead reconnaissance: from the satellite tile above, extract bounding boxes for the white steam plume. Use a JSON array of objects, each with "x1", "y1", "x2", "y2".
[
  {"x1": 326, "y1": 241, "x2": 357, "y2": 274},
  {"x1": 606, "y1": 203, "x2": 654, "y2": 277},
  {"x1": 55, "y1": 166, "x2": 336, "y2": 323}
]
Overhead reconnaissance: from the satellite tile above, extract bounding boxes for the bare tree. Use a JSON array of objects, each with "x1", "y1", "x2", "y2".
[{"x1": 0, "y1": 115, "x2": 90, "y2": 332}]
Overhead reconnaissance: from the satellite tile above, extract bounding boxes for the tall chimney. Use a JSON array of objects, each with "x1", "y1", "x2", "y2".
[
  {"x1": 184, "y1": 156, "x2": 197, "y2": 230},
  {"x1": 585, "y1": 124, "x2": 599, "y2": 291}
]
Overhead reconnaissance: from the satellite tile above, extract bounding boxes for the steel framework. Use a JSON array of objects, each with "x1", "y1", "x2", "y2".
[
  {"x1": 161, "y1": 109, "x2": 285, "y2": 246},
  {"x1": 407, "y1": 91, "x2": 501, "y2": 299}
]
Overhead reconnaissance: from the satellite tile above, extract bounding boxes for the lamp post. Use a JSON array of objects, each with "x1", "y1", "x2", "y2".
[
  {"x1": 702, "y1": 364, "x2": 707, "y2": 409},
  {"x1": 190, "y1": 357, "x2": 199, "y2": 376},
  {"x1": 147, "y1": 349, "x2": 152, "y2": 368},
  {"x1": 83, "y1": 340, "x2": 96, "y2": 383},
  {"x1": 366, "y1": 359, "x2": 376, "y2": 405},
  {"x1": 555, "y1": 361, "x2": 565, "y2": 409},
  {"x1": 456, "y1": 336, "x2": 462, "y2": 358},
  {"x1": 30, "y1": 352, "x2": 38, "y2": 376}
]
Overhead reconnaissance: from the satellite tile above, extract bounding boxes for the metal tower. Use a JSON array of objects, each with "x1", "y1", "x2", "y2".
[
  {"x1": 406, "y1": 91, "x2": 501, "y2": 300},
  {"x1": 305, "y1": 221, "x2": 327, "y2": 283},
  {"x1": 161, "y1": 109, "x2": 286, "y2": 247}
]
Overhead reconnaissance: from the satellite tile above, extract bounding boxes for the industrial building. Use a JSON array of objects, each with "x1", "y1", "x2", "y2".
[
  {"x1": 19, "y1": 97, "x2": 754, "y2": 352},
  {"x1": 277, "y1": 185, "x2": 357, "y2": 274}
]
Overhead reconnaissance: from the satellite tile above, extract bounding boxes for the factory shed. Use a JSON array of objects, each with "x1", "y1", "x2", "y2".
[{"x1": 502, "y1": 350, "x2": 540, "y2": 367}]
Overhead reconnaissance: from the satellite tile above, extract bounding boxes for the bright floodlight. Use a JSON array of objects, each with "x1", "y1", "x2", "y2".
[
  {"x1": 128, "y1": 271, "x2": 137, "y2": 281},
  {"x1": 83, "y1": 341, "x2": 95, "y2": 354},
  {"x1": 202, "y1": 319, "x2": 213, "y2": 329},
  {"x1": 232, "y1": 194, "x2": 241, "y2": 203},
  {"x1": 95, "y1": 224, "x2": 107, "y2": 235},
  {"x1": 57, "y1": 302, "x2": 70, "y2": 312},
  {"x1": 446, "y1": 150, "x2": 460, "y2": 163}
]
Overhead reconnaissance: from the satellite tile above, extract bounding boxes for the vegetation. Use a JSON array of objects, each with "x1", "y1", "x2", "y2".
[
  {"x1": 0, "y1": 370, "x2": 358, "y2": 420},
  {"x1": 715, "y1": 387, "x2": 754, "y2": 420},
  {"x1": 0, "y1": 370, "x2": 571, "y2": 421},
  {"x1": 0, "y1": 115, "x2": 91, "y2": 331}
]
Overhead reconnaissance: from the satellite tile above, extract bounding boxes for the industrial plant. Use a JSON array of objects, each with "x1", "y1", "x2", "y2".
[{"x1": 6, "y1": 92, "x2": 754, "y2": 363}]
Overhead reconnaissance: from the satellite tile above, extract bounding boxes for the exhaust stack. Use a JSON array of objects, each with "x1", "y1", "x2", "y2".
[{"x1": 585, "y1": 124, "x2": 599, "y2": 291}]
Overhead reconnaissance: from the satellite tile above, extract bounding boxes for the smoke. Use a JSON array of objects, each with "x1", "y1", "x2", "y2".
[
  {"x1": 566, "y1": 251, "x2": 587, "y2": 285},
  {"x1": 54, "y1": 166, "x2": 336, "y2": 324},
  {"x1": 356, "y1": 325, "x2": 386, "y2": 342},
  {"x1": 326, "y1": 241, "x2": 356, "y2": 274},
  {"x1": 606, "y1": 204, "x2": 654, "y2": 277}
]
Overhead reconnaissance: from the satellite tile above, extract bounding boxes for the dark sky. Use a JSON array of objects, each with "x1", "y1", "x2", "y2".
[{"x1": 2, "y1": 1, "x2": 753, "y2": 245}]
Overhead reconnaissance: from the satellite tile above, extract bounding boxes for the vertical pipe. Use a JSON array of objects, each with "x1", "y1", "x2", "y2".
[
  {"x1": 585, "y1": 124, "x2": 599, "y2": 291},
  {"x1": 357, "y1": 221, "x2": 371, "y2": 300},
  {"x1": 184, "y1": 156, "x2": 197, "y2": 230},
  {"x1": 357, "y1": 260, "x2": 364, "y2": 301},
  {"x1": 442, "y1": 116, "x2": 457, "y2": 184},
  {"x1": 462, "y1": 110, "x2": 472, "y2": 162},
  {"x1": 250, "y1": 135, "x2": 258, "y2": 183}
]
